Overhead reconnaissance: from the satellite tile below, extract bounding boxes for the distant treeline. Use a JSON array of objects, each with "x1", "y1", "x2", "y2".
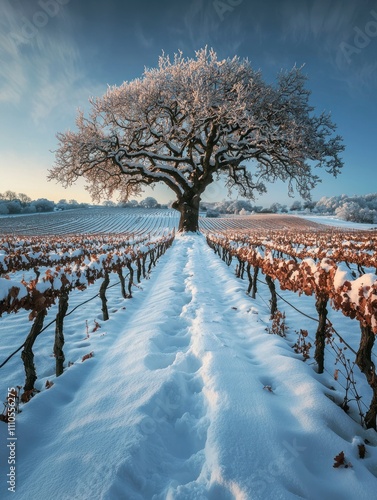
[
  {"x1": 0, "y1": 191, "x2": 89, "y2": 215},
  {"x1": 202, "y1": 193, "x2": 377, "y2": 224},
  {"x1": 1, "y1": 190, "x2": 376, "y2": 224},
  {"x1": 0, "y1": 192, "x2": 167, "y2": 215}
]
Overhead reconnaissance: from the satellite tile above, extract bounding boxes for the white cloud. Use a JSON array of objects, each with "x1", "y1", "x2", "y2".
[
  {"x1": 0, "y1": 1, "x2": 104, "y2": 123},
  {"x1": 0, "y1": 35, "x2": 27, "y2": 103},
  {"x1": 0, "y1": 1, "x2": 29, "y2": 103}
]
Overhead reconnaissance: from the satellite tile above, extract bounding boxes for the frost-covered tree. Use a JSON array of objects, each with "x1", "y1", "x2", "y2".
[
  {"x1": 227, "y1": 199, "x2": 253, "y2": 214},
  {"x1": 213, "y1": 200, "x2": 232, "y2": 213},
  {"x1": 239, "y1": 208, "x2": 251, "y2": 216},
  {"x1": 0, "y1": 203, "x2": 9, "y2": 215},
  {"x1": 335, "y1": 200, "x2": 377, "y2": 223},
  {"x1": 140, "y1": 196, "x2": 159, "y2": 208},
  {"x1": 315, "y1": 195, "x2": 343, "y2": 213},
  {"x1": 128, "y1": 199, "x2": 139, "y2": 208},
  {"x1": 290, "y1": 200, "x2": 302, "y2": 211},
  {"x1": 30, "y1": 198, "x2": 55, "y2": 213},
  {"x1": 269, "y1": 202, "x2": 282, "y2": 213},
  {"x1": 303, "y1": 200, "x2": 316, "y2": 212},
  {"x1": 49, "y1": 48, "x2": 344, "y2": 232},
  {"x1": 315, "y1": 193, "x2": 377, "y2": 223},
  {"x1": 6, "y1": 200, "x2": 22, "y2": 214},
  {"x1": 102, "y1": 200, "x2": 116, "y2": 207}
]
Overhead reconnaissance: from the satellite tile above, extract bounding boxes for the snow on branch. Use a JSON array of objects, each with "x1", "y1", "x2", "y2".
[{"x1": 49, "y1": 47, "x2": 344, "y2": 209}]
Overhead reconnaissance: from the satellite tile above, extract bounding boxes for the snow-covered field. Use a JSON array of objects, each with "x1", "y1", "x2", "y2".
[
  {"x1": 1, "y1": 206, "x2": 375, "y2": 235},
  {"x1": 300, "y1": 214, "x2": 377, "y2": 230},
  {"x1": 0, "y1": 212, "x2": 377, "y2": 499},
  {"x1": 0, "y1": 208, "x2": 180, "y2": 235}
]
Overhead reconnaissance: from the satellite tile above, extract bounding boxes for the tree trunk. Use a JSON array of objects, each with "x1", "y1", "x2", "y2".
[
  {"x1": 54, "y1": 291, "x2": 69, "y2": 377},
  {"x1": 21, "y1": 309, "x2": 46, "y2": 392},
  {"x1": 172, "y1": 194, "x2": 200, "y2": 232},
  {"x1": 314, "y1": 295, "x2": 328, "y2": 374},
  {"x1": 356, "y1": 323, "x2": 377, "y2": 430},
  {"x1": 99, "y1": 271, "x2": 110, "y2": 321}
]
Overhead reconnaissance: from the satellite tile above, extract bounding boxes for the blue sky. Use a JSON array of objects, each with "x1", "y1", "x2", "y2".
[{"x1": 1, "y1": 0, "x2": 376, "y2": 207}]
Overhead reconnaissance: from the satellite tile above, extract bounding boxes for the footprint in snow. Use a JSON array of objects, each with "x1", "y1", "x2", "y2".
[{"x1": 144, "y1": 352, "x2": 180, "y2": 370}]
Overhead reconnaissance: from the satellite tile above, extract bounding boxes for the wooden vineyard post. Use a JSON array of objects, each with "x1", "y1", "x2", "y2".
[
  {"x1": 314, "y1": 295, "x2": 328, "y2": 374},
  {"x1": 54, "y1": 291, "x2": 69, "y2": 377},
  {"x1": 21, "y1": 309, "x2": 47, "y2": 394},
  {"x1": 356, "y1": 323, "x2": 377, "y2": 430},
  {"x1": 99, "y1": 271, "x2": 110, "y2": 321}
]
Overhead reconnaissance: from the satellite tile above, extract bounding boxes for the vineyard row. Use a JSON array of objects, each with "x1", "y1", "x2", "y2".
[
  {"x1": 205, "y1": 231, "x2": 377, "y2": 430},
  {"x1": 0, "y1": 231, "x2": 175, "y2": 417}
]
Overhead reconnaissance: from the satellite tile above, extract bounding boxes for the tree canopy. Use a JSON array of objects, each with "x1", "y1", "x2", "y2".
[{"x1": 49, "y1": 48, "x2": 344, "y2": 231}]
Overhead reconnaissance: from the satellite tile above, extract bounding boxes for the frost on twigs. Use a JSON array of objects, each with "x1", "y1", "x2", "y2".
[{"x1": 50, "y1": 47, "x2": 344, "y2": 232}]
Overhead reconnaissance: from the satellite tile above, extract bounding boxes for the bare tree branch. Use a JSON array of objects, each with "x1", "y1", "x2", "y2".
[{"x1": 49, "y1": 48, "x2": 344, "y2": 231}]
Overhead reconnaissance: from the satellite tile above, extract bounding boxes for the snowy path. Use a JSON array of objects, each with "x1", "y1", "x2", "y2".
[{"x1": 2, "y1": 234, "x2": 377, "y2": 499}]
